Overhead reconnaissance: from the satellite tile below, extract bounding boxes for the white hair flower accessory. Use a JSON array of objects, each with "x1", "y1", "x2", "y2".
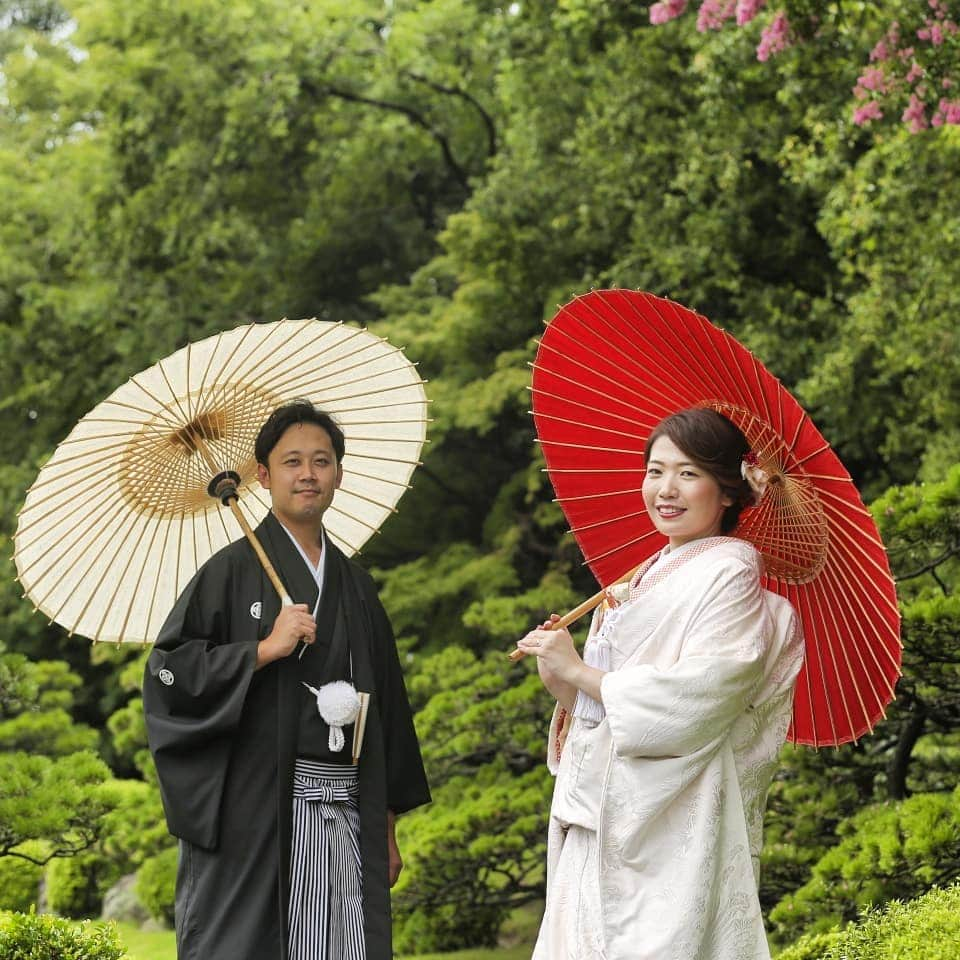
[
  {"x1": 302, "y1": 680, "x2": 361, "y2": 752},
  {"x1": 741, "y1": 451, "x2": 770, "y2": 505}
]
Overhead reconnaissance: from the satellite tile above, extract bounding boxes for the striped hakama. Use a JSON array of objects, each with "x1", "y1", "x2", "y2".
[{"x1": 289, "y1": 759, "x2": 365, "y2": 960}]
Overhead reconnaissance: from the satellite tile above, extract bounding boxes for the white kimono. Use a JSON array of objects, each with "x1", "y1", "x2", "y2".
[{"x1": 534, "y1": 537, "x2": 804, "y2": 960}]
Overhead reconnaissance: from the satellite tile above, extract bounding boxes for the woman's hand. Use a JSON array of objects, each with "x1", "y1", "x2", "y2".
[
  {"x1": 519, "y1": 615, "x2": 579, "y2": 709},
  {"x1": 517, "y1": 615, "x2": 606, "y2": 705}
]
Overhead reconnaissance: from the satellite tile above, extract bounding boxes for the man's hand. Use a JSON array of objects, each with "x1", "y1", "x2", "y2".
[
  {"x1": 256, "y1": 604, "x2": 315, "y2": 668},
  {"x1": 387, "y1": 810, "x2": 403, "y2": 887}
]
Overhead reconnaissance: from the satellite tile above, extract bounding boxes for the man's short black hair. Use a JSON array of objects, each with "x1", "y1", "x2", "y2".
[{"x1": 254, "y1": 401, "x2": 346, "y2": 466}]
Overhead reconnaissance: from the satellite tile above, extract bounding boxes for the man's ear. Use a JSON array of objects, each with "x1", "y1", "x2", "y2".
[
  {"x1": 257, "y1": 462, "x2": 271, "y2": 489},
  {"x1": 335, "y1": 463, "x2": 343, "y2": 489}
]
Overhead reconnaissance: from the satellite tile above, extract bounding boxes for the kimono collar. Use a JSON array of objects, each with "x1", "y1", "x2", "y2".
[
  {"x1": 275, "y1": 519, "x2": 327, "y2": 618},
  {"x1": 629, "y1": 536, "x2": 743, "y2": 600}
]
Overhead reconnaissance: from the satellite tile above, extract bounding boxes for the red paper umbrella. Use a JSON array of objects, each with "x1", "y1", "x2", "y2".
[{"x1": 531, "y1": 288, "x2": 901, "y2": 747}]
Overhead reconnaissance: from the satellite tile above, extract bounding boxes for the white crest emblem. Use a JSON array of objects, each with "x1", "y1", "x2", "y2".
[
  {"x1": 250, "y1": 601, "x2": 262, "y2": 620},
  {"x1": 158, "y1": 669, "x2": 175, "y2": 687}
]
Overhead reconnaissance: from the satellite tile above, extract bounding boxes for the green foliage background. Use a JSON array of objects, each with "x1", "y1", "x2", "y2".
[{"x1": 1, "y1": 0, "x2": 959, "y2": 952}]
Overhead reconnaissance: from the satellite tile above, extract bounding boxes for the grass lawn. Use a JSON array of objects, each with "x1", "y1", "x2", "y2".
[{"x1": 114, "y1": 922, "x2": 535, "y2": 960}]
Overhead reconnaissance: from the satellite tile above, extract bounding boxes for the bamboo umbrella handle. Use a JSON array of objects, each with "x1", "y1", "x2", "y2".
[
  {"x1": 507, "y1": 562, "x2": 642, "y2": 662},
  {"x1": 225, "y1": 499, "x2": 293, "y2": 606},
  {"x1": 207, "y1": 471, "x2": 293, "y2": 605}
]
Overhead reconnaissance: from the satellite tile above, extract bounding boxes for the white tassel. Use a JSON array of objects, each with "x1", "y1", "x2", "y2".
[{"x1": 302, "y1": 681, "x2": 361, "y2": 753}]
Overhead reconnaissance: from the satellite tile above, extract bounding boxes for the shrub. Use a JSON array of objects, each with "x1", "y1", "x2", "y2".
[
  {"x1": 777, "y1": 883, "x2": 960, "y2": 960},
  {"x1": 769, "y1": 786, "x2": 960, "y2": 946},
  {"x1": 0, "y1": 843, "x2": 46, "y2": 913},
  {"x1": 0, "y1": 909, "x2": 126, "y2": 959},
  {"x1": 136, "y1": 846, "x2": 177, "y2": 927},
  {"x1": 0, "y1": 859, "x2": 43, "y2": 914},
  {"x1": 45, "y1": 850, "x2": 123, "y2": 919}
]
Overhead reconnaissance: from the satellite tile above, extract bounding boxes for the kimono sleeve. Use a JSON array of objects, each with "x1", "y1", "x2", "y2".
[
  {"x1": 600, "y1": 552, "x2": 771, "y2": 760},
  {"x1": 142, "y1": 553, "x2": 259, "y2": 847},
  {"x1": 363, "y1": 580, "x2": 431, "y2": 815}
]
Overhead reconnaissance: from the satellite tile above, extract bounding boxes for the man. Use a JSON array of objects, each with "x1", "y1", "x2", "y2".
[{"x1": 143, "y1": 400, "x2": 430, "y2": 960}]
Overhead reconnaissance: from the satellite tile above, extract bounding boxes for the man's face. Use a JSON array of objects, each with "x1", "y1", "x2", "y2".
[{"x1": 256, "y1": 422, "x2": 342, "y2": 530}]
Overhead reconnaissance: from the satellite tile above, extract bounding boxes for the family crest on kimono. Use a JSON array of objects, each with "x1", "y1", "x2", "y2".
[
  {"x1": 515, "y1": 407, "x2": 805, "y2": 960},
  {"x1": 143, "y1": 401, "x2": 430, "y2": 960}
]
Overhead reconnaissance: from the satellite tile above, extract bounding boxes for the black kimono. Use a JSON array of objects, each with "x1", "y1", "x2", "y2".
[{"x1": 143, "y1": 513, "x2": 430, "y2": 960}]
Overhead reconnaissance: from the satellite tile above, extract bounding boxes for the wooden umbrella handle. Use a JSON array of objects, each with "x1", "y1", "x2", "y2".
[
  {"x1": 507, "y1": 562, "x2": 641, "y2": 662},
  {"x1": 226, "y1": 499, "x2": 293, "y2": 605}
]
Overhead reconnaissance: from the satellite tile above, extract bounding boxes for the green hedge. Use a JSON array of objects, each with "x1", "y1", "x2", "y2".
[
  {"x1": 777, "y1": 884, "x2": 960, "y2": 960},
  {"x1": 0, "y1": 910, "x2": 126, "y2": 959},
  {"x1": 769, "y1": 786, "x2": 960, "y2": 945},
  {"x1": 0, "y1": 847, "x2": 44, "y2": 913},
  {"x1": 136, "y1": 846, "x2": 177, "y2": 927}
]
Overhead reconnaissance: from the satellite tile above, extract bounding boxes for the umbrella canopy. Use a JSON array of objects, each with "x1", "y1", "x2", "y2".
[
  {"x1": 531, "y1": 288, "x2": 901, "y2": 747},
  {"x1": 14, "y1": 318, "x2": 428, "y2": 645}
]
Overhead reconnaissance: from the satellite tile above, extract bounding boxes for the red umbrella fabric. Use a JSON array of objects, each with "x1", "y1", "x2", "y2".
[{"x1": 531, "y1": 288, "x2": 901, "y2": 747}]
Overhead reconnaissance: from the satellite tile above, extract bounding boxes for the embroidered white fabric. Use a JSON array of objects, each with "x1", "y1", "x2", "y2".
[{"x1": 571, "y1": 599, "x2": 635, "y2": 723}]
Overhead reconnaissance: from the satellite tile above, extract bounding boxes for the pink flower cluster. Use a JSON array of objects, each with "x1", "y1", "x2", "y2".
[
  {"x1": 853, "y1": 1, "x2": 960, "y2": 132},
  {"x1": 649, "y1": 0, "x2": 688, "y2": 25},
  {"x1": 647, "y1": 0, "x2": 960, "y2": 133},
  {"x1": 648, "y1": 0, "x2": 793, "y2": 60}
]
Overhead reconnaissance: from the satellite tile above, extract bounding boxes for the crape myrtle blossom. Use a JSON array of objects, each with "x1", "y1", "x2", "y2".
[
  {"x1": 648, "y1": 0, "x2": 960, "y2": 133},
  {"x1": 854, "y1": 3, "x2": 960, "y2": 132}
]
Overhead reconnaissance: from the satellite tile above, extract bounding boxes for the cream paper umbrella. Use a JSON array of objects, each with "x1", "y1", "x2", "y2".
[{"x1": 13, "y1": 318, "x2": 428, "y2": 644}]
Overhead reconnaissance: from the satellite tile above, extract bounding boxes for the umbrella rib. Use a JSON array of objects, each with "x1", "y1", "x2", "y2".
[
  {"x1": 537, "y1": 439, "x2": 646, "y2": 457},
  {"x1": 585, "y1": 529, "x2": 661, "y2": 569},
  {"x1": 344, "y1": 435, "x2": 426, "y2": 445},
  {"x1": 346, "y1": 453, "x2": 424, "y2": 467},
  {"x1": 529, "y1": 386, "x2": 653, "y2": 431},
  {"x1": 819, "y1": 562, "x2": 896, "y2": 716},
  {"x1": 620, "y1": 294, "x2": 752, "y2": 408},
  {"x1": 820, "y1": 544, "x2": 903, "y2": 672},
  {"x1": 573, "y1": 294, "x2": 710, "y2": 405},
  {"x1": 20, "y1": 466, "x2": 129, "y2": 532},
  {"x1": 328, "y1": 505, "x2": 381, "y2": 535},
  {"x1": 321, "y1": 381, "x2": 428, "y2": 406},
  {"x1": 262, "y1": 336, "x2": 396, "y2": 396},
  {"x1": 533, "y1": 361, "x2": 662, "y2": 421},
  {"x1": 271, "y1": 358, "x2": 417, "y2": 400},
  {"x1": 337, "y1": 484, "x2": 400, "y2": 514},
  {"x1": 193, "y1": 329, "x2": 227, "y2": 408},
  {"x1": 201, "y1": 321, "x2": 282, "y2": 414},
  {"x1": 817, "y1": 505, "x2": 902, "y2": 618},
  {"x1": 92, "y1": 510, "x2": 161, "y2": 643},
  {"x1": 143, "y1": 510, "x2": 178, "y2": 643},
  {"x1": 157, "y1": 356, "x2": 193, "y2": 427},
  {"x1": 532, "y1": 409, "x2": 648, "y2": 442},
  {"x1": 242, "y1": 322, "x2": 365, "y2": 394},
  {"x1": 125, "y1": 377, "x2": 192, "y2": 431},
  {"x1": 535, "y1": 337, "x2": 679, "y2": 420},
  {"x1": 16, "y1": 484, "x2": 125, "y2": 582},
  {"x1": 790, "y1": 597, "x2": 820, "y2": 746},
  {"x1": 31, "y1": 496, "x2": 132, "y2": 623},
  {"x1": 327, "y1": 399, "x2": 428, "y2": 415},
  {"x1": 552, "y1": 487, "x2": 644, "y2": 502},
  {"x1": 556, "y1": 297, "x2": 688, "y2": 398},
  {"x1": 808, "y1": 573, "x2": 877, "y2": 740},
  {"x1": 570, "y1": 510, "x2": 647, "y2": 534},
  {"x1": 336, "y1": 469, "x2": 412, "y2": 490},
  {"x1": 545, "y1": 467, "x2": 645, "y2": 474},
  {"x1": 795, "y1": 587, "x2": 840, "y2": 745}
]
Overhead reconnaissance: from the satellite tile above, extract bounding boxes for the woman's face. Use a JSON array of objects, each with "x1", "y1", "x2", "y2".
[{"x1": 642, "y1": 435, "x2": 733, "y2": 549}]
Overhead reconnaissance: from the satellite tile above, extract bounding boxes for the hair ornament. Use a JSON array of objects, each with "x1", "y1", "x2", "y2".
[{"x1": 741, "y1": 452, "x2": 770, "y2": 505}]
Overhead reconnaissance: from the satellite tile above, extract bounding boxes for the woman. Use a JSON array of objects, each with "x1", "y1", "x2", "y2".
[{"x1": 515, "y1": 407, "x2": 804, "y2": 960}]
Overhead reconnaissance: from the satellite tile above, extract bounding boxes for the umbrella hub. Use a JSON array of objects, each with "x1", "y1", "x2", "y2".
[
  {"x1": 708, "y1": 402, "x2": 829, "y2": 584},
  {"x1": 116, "y1": 387, "x2": 280, "y2": 518}
]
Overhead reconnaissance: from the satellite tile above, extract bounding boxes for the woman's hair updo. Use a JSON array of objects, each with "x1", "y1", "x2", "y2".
[{"x1": 644, "y1": 407, "x2": 754, "y2": 533}]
